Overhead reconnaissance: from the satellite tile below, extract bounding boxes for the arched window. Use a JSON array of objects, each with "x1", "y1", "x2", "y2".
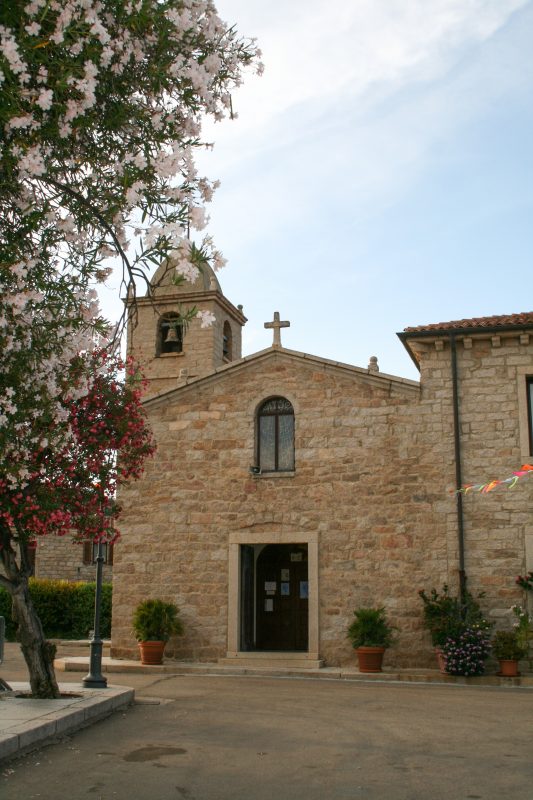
[
  {"x1": 223, "y1": 321, "x2": 233, "y2": 361},
  {"x1": 158, "y1": 314, "x2": 183, "y2": 355},
  {"x1": 257, "y1": 397, "x2": 295, "y2": 472}
]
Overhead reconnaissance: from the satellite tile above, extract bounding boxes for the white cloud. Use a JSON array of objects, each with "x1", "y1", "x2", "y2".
[
  {"x1": 200, "y1": 0, "x2": 532, "y2": 248},
  {"x1": 213, "y1": 0, "x2": 527, "y2": 132},
  {"x1": 101, "y1": 1, "x2": 533, "y2": 380}
]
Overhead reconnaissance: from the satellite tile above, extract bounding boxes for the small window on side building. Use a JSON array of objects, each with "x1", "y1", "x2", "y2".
[{"x1": 82, "y1": 542, "x2": 114, "y2": 566}]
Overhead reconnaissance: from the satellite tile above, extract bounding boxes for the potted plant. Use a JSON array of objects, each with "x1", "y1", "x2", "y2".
[
  {"x1": 441, "y1": 624, "x2": 491, "y2": 676},
  {"x1": 418, "y1": 585, "x2": 461, "y2": 645},
  {"x1": 492, "y1": 630, "x2": 527, "y2": 677},
  {"x1": 492, "y1": 604, "x2": 532, "y2": 677},
  {"x1": 132, "y1": 599, "x2": 184, "y2": 665},
  {"x1": 347, "y1": 607, "x2": 394, "y2": 672},
  {"x1": 418, "y1": 585, "x2": 492, "y2": 673}
]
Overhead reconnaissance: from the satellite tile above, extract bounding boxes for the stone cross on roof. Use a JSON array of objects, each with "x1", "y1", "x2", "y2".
[{"x1": 264, "y1": 311, "x2": 290, "y2": 347}]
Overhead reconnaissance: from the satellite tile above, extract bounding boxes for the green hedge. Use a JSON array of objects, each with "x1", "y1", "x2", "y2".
[{"x1": 0, "y1": 578, "x2": 112, "y2": 641}]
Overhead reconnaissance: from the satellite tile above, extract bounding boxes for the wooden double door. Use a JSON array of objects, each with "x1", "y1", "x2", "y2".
[{"x1": 240, "y1": 543, "x2": 308, "y2": 652}]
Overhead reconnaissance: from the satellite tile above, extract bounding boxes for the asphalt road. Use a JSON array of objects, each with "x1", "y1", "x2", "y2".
[{"x1": 1, "y1": 670, "x2": 532, "y2": 800}]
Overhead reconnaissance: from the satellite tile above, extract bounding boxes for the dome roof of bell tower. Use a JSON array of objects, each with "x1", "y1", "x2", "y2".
[{"x1": 148, "y1": 257, "x2": 222, "y2": 298}]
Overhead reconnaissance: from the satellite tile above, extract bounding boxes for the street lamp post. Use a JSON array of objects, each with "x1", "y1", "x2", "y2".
[{"x1": 83, "y1": 540, "x2": 108, "y2": 688}]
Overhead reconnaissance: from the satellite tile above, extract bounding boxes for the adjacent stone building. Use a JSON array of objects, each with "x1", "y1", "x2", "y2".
[
  {"x1": 32, "y1": 537, "x2": 114, "y2": 584},
  {"x1": 110, "y1": 262, "x2": 533, "y2": 667}
]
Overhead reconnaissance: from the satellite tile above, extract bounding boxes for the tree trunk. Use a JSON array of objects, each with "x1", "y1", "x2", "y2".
[
  {"x1": 11, "y1": 579, "x2": 60, "y2": 698},
  {"x1": 0, "y1": 525, "x2": 60, "y2": 698}
]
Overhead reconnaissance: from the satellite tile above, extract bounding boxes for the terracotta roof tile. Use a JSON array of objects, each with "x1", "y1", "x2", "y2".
[{"x1": 404, "y1": 312, "x2": 533, "y2": 334}]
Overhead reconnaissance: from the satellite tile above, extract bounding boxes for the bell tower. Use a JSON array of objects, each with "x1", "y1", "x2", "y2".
[{"x1": 126, "y1": 258, "x2": 246, "y2": 399}]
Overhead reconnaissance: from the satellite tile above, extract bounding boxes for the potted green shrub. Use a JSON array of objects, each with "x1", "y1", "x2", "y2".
[
  {"x1": 418, "y1": 585, "x2": 463, "y2": 646},
  {"x1": 132, "y1": 599, "x2": 184, "y2": 665},
  {"x1": 492, "y1": 630, "x2": 527, "y2": 677},
  {"x1": 347, "y1": 607, "x2": 394, "y2": 673}
]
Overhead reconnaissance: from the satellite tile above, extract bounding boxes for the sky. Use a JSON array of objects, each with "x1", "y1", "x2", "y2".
[{"x1": 102, "y1": 0, "x2": 533, "y2": 381}]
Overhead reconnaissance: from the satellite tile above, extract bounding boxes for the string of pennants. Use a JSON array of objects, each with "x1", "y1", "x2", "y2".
[{"x1": 458, "y1": 464, "x2": 533, "y2": 494}]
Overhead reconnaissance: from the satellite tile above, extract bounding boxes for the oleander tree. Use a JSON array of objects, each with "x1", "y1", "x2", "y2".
[
  {"x1": 0, "y1": 346, "x2": 156, "y2": 697},
  {"x1": 0, "y1": 0, "x2": 261, "y2": 696},
  {"x1": 1, "y1": 0, "x2": 261, "y2": 312}
]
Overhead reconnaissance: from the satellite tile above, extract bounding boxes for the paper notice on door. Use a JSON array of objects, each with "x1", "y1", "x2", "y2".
[
  {"x1": 299, "y1": 581, "x2": 309, "y2": 599},
  {"x1": 281, "y1": 569, "x2": 290, "y2": 581},
  {"x1": 281, "y1": 582, "x2": 290, "y2": 596},
  {"x1": 291, "y1": 552, "x2": 303, "y2": 562},
  {"x1": 265, "y1": 599, "x2": 274, "y2": 612},
  {"x1": 264, "y1": 581, "x2": 276, "y2": 593}
]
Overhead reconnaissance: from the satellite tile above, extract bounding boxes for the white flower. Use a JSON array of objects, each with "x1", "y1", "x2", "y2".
[
  {"x1": 24, "y1": 0, "x2": 46, "y2": 15},
  {"x1": 100, "y1": 46, "x2": 114, "y2": 67},
  {"x1": 58, "y1": 121, "x2": 72, "y2": 138},
  {"x1": 25, "y1": 21, "x2": 41, "y2": 36},
  {"x1": 90, "y1": 20, "x2": 110, "y2": 45},
  {"x1": 203, "y1": 54, "x2": 221, "y2": 74},
  {"x1": 212, "y1": 251, "x2": 227, "y2": 271},
  {"x1": 170, "y1": 240, "x2": 196, "y2": 282},
  {"x1": 133, "y1": 152, "x2": 147, "y2": 169},
  {"x1": 36, "y1": 88, "x2": 53, "y2": 111},
  {"x1": 197, "y1": 310, "x2": 216, "y2": 328},
  {"x1": 17, "y1": 146, "x2": 45, "y2": 177},
  {"x1": 189, "y1": 205, "x2": 207, "y2": 231},
  {"x1": 8, "y1": 114, "x2": 34, "y2": 130},
  {"x1": 125, "y1": 180, "x2": 145, "y2": 207}
]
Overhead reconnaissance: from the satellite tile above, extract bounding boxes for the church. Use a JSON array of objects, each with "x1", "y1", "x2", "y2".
[{"x1": 110, "y1": 261, "x2": 533, "y2": 668}]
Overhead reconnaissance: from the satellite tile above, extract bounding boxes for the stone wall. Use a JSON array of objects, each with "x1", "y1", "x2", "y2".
[
  {"x1": 411, "y1": 332, "x2": 533, "y2": 626},
  {"x1": 34, "y1": 536, "x2": 113, "y2": 584},
  {"x1": 112, "y1": 350, "x2": 444, "y2": 666},
  {"x1": 128, "y1": 294, "x2": 244, "y2": 400},
  {"x1": 111, "y1": 330, "x2": 533, "y2": 668}
]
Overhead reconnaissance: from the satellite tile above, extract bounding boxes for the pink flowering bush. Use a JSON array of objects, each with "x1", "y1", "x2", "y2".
[
  {"x1": 516, "y1": 571, "x2": 533, "y2": 592},
  {"x1": 441, "y1": 625, "x2": 492, "y2": 677},
  {"x1": 0, "y1": 345, "x2": 155, "y2": 697},
  {"x1": 0, "y1": 349, "x2": 155, "y2": 544}
]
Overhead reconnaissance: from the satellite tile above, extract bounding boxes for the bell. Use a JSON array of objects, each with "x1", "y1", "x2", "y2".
[{"x1": 165, "y1": 326, "x2": 179, "y2": 342}]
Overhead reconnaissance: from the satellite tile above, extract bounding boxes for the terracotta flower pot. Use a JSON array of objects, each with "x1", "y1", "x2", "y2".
[
  {"x1": 435, "y1": 647, "x2": 447, "y2": 674},
  {"x1": 497, "y1": 659, "x2": 520, "y2": 677},
  {"x1": 356, "y1": 646, "x2": 386, "y2": 673},
  {"x1": 138, "y1": 640, "x2": 166, "y2": 665}
]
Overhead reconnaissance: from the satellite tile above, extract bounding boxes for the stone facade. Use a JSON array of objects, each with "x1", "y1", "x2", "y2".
[
  {"x1": 127, "y1": 259, "x2": 246, "y2": 399},
  {"x1": 33, "y1": 536, "x2": 113, "y2": 584},
  {"x1": 110, "y1": 269, "x2": 533, "y2": 667},
  {"x1": 406, "y1": 329, "x2": 533, "y2": 621}
]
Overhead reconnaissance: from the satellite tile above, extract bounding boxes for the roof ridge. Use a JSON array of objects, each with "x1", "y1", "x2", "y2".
[{"x1": 404, "y1": 311, "x2": 533, "y2": 333}]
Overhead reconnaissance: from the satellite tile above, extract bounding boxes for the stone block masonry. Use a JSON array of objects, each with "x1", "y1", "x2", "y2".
[
  {"x1": 111, "y1": 267, "x2": 533, "y2": 669},
  {"x1": 112, "y1": 349, "x2": 452, "y2": 668}
]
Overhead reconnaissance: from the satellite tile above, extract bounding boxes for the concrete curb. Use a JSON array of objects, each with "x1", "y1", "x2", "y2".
[
  {"x1": 0, "y1": 683, "x2": 134, "y2": 764},
  {"x1": 54, "y1": 656, "x2": 533, "y2": 687}
]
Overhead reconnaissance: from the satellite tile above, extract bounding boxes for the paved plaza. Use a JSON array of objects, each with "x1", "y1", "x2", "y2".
[{"x1": 1, "y1": 643, "x2": 533, "y2": 800}]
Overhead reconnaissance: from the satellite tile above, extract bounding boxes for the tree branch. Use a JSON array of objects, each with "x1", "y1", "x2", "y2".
[{"x1": 37, "y1": 176, "x2": 150, "y2": 343}]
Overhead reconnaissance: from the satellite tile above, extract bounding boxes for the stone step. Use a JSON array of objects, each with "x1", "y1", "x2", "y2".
[
  {"x1": 219, "y1": 656, "x2": 324, "y2": 669},
  {"x1": 50, "y1": 639, "x2": 111, "y2": 648},
  {"x1": 53, "y1": 656, "x2": 533, "y2": 686}
]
